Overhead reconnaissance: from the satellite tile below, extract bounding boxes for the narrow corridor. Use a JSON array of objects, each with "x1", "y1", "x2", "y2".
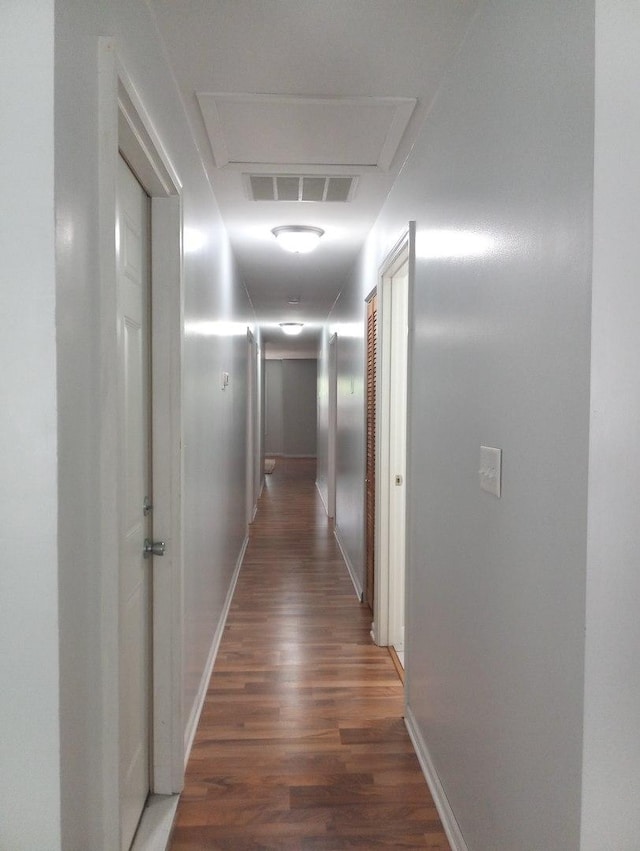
[{"x1": 170, "y1": 459, "x2": 450, "y2": 850}]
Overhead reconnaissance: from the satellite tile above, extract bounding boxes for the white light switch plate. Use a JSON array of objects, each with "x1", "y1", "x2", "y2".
[{"x1": 479, "y1": 446, "x2": 502, "y2": 497}]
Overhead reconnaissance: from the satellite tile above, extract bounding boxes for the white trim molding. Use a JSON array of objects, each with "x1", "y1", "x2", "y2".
[
  {"x1": 98, "y1": 37, "x2": 184, "y2": 846},
  {"x1": 183, "y1": 536, "x2": 249, "y2": 765},
  {"x1": 404, "y1": 705, "x2": 469, "y2": 851},
  {"x1": 315, "y1": 479, "x2": 330, "y2": 516},
  {"x1": 334, "y1": 525, "x2": 364, "y2": 601},
  {"x1": 130, "y1": 794, "x2": 180, "y2": 851},
  {"x1": 372, "y1": 228, "x2": 412, "y2": 648}
]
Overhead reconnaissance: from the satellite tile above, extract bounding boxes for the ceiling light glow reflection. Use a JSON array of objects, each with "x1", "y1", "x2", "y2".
[
  {"x1": 279, "y1": 322, "x2": 304, "y2": 336},
  {"x1": 261, "y1": 321, "x2": 319, "y2": 330},
  {"x1": 416, "y1": 229, "x2": 495, "y2": 260},
  {"x1": 272, "y1": 225, "x2": 324, "y2": 254},
  {"x1": 185, "y1": 321, "x2": 248, "y2": 337},
  {"x1": 329, "y1": 322, "x2": 362, "y2": 339},
  {"x1": 183, "y1": 227, "x2": 208, "y2": 254}
]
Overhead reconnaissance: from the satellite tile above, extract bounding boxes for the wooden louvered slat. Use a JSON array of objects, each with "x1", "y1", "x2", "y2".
[{"x1": 365, "y1": 293, "x2": 377, "y2": 610}]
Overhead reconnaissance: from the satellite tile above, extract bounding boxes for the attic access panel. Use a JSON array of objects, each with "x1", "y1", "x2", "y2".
[{"x1": 197, "y1": 93, "x2": 416, "y2": 172}]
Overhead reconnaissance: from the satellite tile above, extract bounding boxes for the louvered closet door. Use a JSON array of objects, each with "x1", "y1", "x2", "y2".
[{"x1": 365, "y1": 293, "x2": 377, "y2": 610}]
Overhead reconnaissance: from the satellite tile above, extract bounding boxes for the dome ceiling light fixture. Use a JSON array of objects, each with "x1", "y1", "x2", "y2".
[
  {"x1": 271, "y1": 225, "x2": 324, "y2": 254},
  {"x1": 279, "y1": 322, "x2": 304, "y2": 337}
]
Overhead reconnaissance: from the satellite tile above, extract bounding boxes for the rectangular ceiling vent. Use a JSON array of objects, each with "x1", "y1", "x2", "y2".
[{"x1": 247, "y1": 174, "x2": 357, "y2": 203}]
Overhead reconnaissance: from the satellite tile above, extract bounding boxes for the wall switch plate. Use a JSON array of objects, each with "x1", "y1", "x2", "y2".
[
  {"x1": 479, "y1": 446, "x2": 502, "y2": 497},
  {"x1": 221, "y1": 371, "x2": 230, "y2": 390}
]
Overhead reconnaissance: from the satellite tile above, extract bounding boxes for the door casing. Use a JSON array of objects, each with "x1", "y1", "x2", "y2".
[
  {"x1": 386, "y1": 258, "x2": 409, "y2": 654},
  {"x1": 98, "y1": 40, "x2": 184, "y2": 849},
  {"x1": 328, "y1": 333, "x2": 338, "y2": 519},
  {"x1": 246, "y1": 330, "x2": 259, "y2": 525},
  {"x1": 116, "y1": 155, "x2": 153, "y2": 850},
  {"x1": 372, "y1": 226, "x2": 414, "y2": 651}
]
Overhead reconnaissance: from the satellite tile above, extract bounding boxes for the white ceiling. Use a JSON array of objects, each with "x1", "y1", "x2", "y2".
[{"x1": 149, "y1": 0, "x2": 477, "y2": 344}]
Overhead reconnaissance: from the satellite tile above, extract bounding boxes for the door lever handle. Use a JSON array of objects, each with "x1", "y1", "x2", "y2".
[{"x1": 144, "y1": 538, "x2": 166, "y2": 558}]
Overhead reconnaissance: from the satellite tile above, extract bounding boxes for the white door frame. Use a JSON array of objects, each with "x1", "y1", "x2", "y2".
[
  {"x1": 254, "y1": 342, "x2": 264, "y2": 501},
  {"x1": 373, "y1": 225, "x2": 414, "y2": 649},
  {"x1": 98, "y1": 39, "x2": 184, "y2": 847},
  {"x1": 246, "y1": 329, "x2": 258, "y2": 525},
  {"x1": 328, "y1": 333, "x2": 338, "y2": 519}
]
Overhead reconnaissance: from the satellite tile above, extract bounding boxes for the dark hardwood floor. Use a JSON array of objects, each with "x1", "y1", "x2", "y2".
[{"x1": 170, "y1": 458, "x2": 450, "y2": 850}]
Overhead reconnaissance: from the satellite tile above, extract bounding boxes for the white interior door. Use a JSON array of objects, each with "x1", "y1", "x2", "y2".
[
  {"x1": 117, "y1": 155, "x2": 152, "y2": 850},
  {"x1": 388, "y1": 263, "x2": 409, "y2": 658}
]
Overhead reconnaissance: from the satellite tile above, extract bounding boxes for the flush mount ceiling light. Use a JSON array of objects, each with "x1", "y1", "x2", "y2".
[
  {"x1": 271, "y1": 225, "x2": 324, "y2": 254},
  {"x1": 279, "y1": 322, "x2": 304, "y2": 336}
]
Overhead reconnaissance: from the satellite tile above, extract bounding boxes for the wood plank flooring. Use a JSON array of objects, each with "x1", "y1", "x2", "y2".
[{"x1": 170, "y1": 458, "x2": 450, "y2": 850}]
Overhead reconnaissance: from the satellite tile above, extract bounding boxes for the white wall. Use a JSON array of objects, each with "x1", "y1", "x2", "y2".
[
  {"x1": 283, "y1": 360, "x2": 318, "y2": 457},
  {"x1": 581, "y1": 4, "x2": 640, "y2": 848},
  {"x1": 0, "y1": 2, "x2": 254, "y2": 847},
  {"x1": 0, "y1": 3, "x2": 61, "y2": 849},
  {"x1": 265, "y1": 360, "x2": 284, "y2": 455},
  {"x1": 326, "y1": 2, "x2": 595, "y2": 847},
  {"x1": 265, "y1": 359, "x2": 318, "y2": 457},
  {"x1": 265, "y1": 341, "x2": 319, "y2": 359},
  {"x1": 402, "y1": 7, "x2": 593, "y2": 846},
  {"x1": 322, "y1": 280, "x2": 370, "y2": 591}
]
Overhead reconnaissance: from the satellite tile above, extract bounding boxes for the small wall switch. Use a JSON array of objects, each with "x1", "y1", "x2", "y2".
[
  {"x1": 479, "y1": 446, "x2": 502, "y2": 498},
  {"x1": 221, "y1": 371, "x2": 230, "y2": 390}
]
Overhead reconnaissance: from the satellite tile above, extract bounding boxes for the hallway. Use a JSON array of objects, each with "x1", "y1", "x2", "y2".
[{"x1": 170, "y1": 459, "x2": 450, "y2": 850}]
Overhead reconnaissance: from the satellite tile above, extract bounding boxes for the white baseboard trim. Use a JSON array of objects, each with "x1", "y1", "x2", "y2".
[
  {"x1": 334, "y1": 525, "x2": 363, "y2": 601},
  {"x1": 131, "y1": 794, "x2": 180, "y2": 851},
  {"x1": 315, "y1": 479, "x2": 329, "y2": 516},
  {"x1": 404, "y1": 705, "x2": 468, "y2": 851},
  {"x1": 183, "y1": 534, "x2": 248, "y2": 766}
]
